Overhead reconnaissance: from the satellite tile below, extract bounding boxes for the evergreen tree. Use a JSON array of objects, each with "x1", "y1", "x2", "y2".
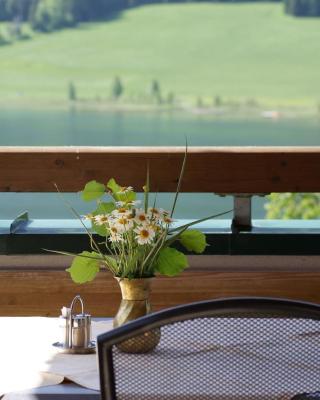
[
  {"x1": 150, "y1": 79, "x2": 162, "y2": 104},
  {"x1": 0, "y1": 1, "x2": 8, "y2": 20},
  {"x1": 285, "y1": 0, "x2": 320, "y2": 16},
  {"x1": 4, "y1": 0, "x2": 35, "y2": 21},
  {"x1": 68, "y1": 81, "x2": 77, "y2": 101},
  {"x1": 111, "y1": 76, "x2": 123, "y2": 99},
  {"x1": 309, "y1": 0, "x2": 320, "y2": 15},
  {"x1": 31, "y1": 0, "x2": 76, "y2": 32}
]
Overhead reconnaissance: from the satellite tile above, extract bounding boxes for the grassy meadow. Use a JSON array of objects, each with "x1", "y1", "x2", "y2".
[{"x1": 0, "y1": 2, "x2": 320, "y2": 110}]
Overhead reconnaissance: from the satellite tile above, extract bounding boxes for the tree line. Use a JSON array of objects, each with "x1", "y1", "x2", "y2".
[
  {"x1": 284, "y1": 0, "x2": 320, "y2": 16},
  {"x1": 0, "y1": 0, "x2": 126, "y2": 30},
  {"x1": 0, "y1": 0, "x2": 318, "y2": 33}
]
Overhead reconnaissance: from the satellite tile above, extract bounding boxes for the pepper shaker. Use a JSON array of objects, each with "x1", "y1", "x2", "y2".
[
  {"x1": 59, "y1": 306, "x2": 71, "y2": 348},
  {"x1": 59, "y1": 295, "x2": 92, "y2": 349},
  {"x1": 72, "y1": 313, "x2": 92, "y2": 348}
]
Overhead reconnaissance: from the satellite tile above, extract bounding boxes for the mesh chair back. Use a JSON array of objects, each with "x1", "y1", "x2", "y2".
[{"x1": 98, "y1": 297, "x2": 320, "y2": 400}]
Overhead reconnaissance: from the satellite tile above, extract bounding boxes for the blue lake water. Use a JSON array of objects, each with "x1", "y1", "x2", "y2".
[
  {"x1": 0, "y1": 109, "x2": 319, "y2": 220},
  {"x1": 0, "y1": 109, "x2": 320, "y2": 146}
]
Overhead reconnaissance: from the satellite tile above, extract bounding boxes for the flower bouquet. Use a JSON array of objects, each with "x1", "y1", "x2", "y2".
[
  {"x1": 66, "y1": 171, "x2": 227, "y2": 283},
  {"x1": 52, "y1": 153, "x2": 230, "y2": 352}
]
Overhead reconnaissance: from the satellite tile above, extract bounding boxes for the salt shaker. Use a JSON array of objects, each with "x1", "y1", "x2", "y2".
[
  {"x1": 72, "y1": 313, "x2": 92, "y2": 348},
  {"x1": 59, "y1": 295, "x2": 92, "y2": 349},
  {"x1": 59, "y1": 306, "x2": 71, "y2": 348}
]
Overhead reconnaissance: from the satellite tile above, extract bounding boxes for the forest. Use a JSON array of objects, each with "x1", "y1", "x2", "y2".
[{"x1": 0, "y1": 0, "x2": 319, "y2": 34}]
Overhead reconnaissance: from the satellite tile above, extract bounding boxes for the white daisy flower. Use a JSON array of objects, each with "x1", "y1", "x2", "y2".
[
  {"x1": 117, "y1": 186, "x2": 134, "y2": 194},
  {"x1": 148, "y1": 207, "x2": 162, "y2": 221},
  {"x1": 126, "y1": 212, "x2": 135, "y2": 220},
  {"x1": 114, "y1": 216, "x2": 134, "y2": 232},
  {"x1": 162, "y1": 215, "x2": 174, "y2": 225},
  {"x1": 134, "y1": 208, "x2": 149, "y2": 225},
  {"x1": 82, "y1": 213, "x2": 95, "y2": 221},
  {"x1": 148, "y1": 207, "x2": 160, "y2": 216},
  {"x1": 112, "y1": 208, "x2": 131, "y2": 218},
  {"x1": 115, "y1": 207, "x2": 129, "y2": 214},
  {"x1": 126, "y1": 200, "x2": 141, "y2": 207},
  {"x1": 94, "y1": 214, "x2": 109, "y2": 225},
  {"x1": 109, "y1": 235, "x2": 121, "y2": 243},
  {"x1": 108, "y1": 226, "x2": 123, "y2": 242},
  {"x1": 134, "y1": 225, "x2": 156, "y2": 245},
  {"x1": 110, "y1": 225, "x2": 120, "y2": 235}
]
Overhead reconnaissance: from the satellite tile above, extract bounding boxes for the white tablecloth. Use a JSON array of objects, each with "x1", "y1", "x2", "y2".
[{"x1": 0, "y1": 317, "x2": 113, "y2": 396}]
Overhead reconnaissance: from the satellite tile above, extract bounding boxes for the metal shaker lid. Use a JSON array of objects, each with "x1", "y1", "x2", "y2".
[{"x1": 72, "y1": 313, "x2": 91, "y2": 328}]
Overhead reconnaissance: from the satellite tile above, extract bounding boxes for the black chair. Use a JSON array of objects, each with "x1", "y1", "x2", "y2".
[{"x1": 97, "y1": 297, "x2": 320, "y2": 400}]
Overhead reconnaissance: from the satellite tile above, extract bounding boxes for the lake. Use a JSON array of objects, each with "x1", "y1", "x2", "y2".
[
  {"x1": 0, "y1": 109, "x2": 319, "y2": 220},
  {"x1": 1, "y1": 109, "x2": 320, "y2": 146}
]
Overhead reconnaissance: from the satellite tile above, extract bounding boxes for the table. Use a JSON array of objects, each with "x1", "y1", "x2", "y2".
[
  {"x1": 2, "y1": 317, "x2": 320, "y2": 400},
  {"x1": 2, "y1": 383, "x2": 99, "y2": 399},
  {"x1": 0, "y1": 317, "x2": 113, "y2": 399}
]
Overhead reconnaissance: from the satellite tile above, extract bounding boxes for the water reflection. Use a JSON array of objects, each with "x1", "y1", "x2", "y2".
[{"x1": 0, "y1": 109, "x2": 319, "y2": 146}]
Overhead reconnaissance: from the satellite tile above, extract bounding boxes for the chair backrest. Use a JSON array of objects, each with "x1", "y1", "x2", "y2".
[{"x1": 97, "y1": 297, "x2": 320, "y2": 400}]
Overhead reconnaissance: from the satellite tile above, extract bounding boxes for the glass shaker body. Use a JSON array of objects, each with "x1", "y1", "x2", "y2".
[
  {"x1": 72, "y1": 314, "x2": 91, "y2": 348},
  {"x1": 59, "y1": 309, "x2": 71, "y2": 348}
]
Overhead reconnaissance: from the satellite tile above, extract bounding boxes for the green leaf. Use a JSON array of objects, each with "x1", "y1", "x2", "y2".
[
  {"x1": 81, "y1": 180, "x2": 105, "y2": 202},
  {"x1": 180, "y1": 229, "x2": 207, "y2": 254},
  {"x1": 121, "y1": 190, "x2": 136, "y2": 202},
  {"x1": 107, "y1": 178, "x2": 136, "y2": 202},
  {"x1": 91, "y1": 223, "x2": 108, "y2": 237},
  {"x1": 92, "y1": 202, "x2": 116, "y2": 236},
  {"x1": 96, "y1": 201, "x2": 116, "y2": 214},
  {"x1": 154, "y1": 247, "x2": 188, "y2": 276},
  {"x1": 66, "y1": 251, "x2": 101, "y2": 284},
  {"x1": 107, "y1": 178, "x2": 121, "y2": 196}
]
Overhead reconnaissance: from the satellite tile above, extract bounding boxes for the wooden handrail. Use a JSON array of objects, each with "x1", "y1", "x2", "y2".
[{"x1": 0, "y1": 146, "x2": 319, "y2": 193}]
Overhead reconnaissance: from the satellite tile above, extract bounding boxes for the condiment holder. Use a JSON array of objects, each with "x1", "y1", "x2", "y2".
[{"x1": 52, "y1": 295, "x2": 96, "y2": 354}]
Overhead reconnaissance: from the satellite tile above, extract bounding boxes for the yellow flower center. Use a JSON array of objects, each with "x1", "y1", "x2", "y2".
[
  {"x1": 140, "y1": 229, "x2": 149, "y2": 238},
  {"x1": 98, "y1": 216, "x2": 108, "y2": 222}
]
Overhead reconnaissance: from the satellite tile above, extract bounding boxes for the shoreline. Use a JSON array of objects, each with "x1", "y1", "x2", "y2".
[{"x1": 0, "y1": 99, "x2": 319, "y2": 120}]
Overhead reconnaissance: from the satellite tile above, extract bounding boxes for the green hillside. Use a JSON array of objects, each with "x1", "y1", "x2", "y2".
[{"x1": 0, "y1": 2, "x2": 319, "y2": 108}]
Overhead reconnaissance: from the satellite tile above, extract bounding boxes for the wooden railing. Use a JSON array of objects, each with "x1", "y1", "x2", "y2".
[
  {"x1": 0, "y1": 146, "x2": 320, "y2": 316},
  {"x1": 0, "y1": 146, "x2": 320, "y2": 193}
]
